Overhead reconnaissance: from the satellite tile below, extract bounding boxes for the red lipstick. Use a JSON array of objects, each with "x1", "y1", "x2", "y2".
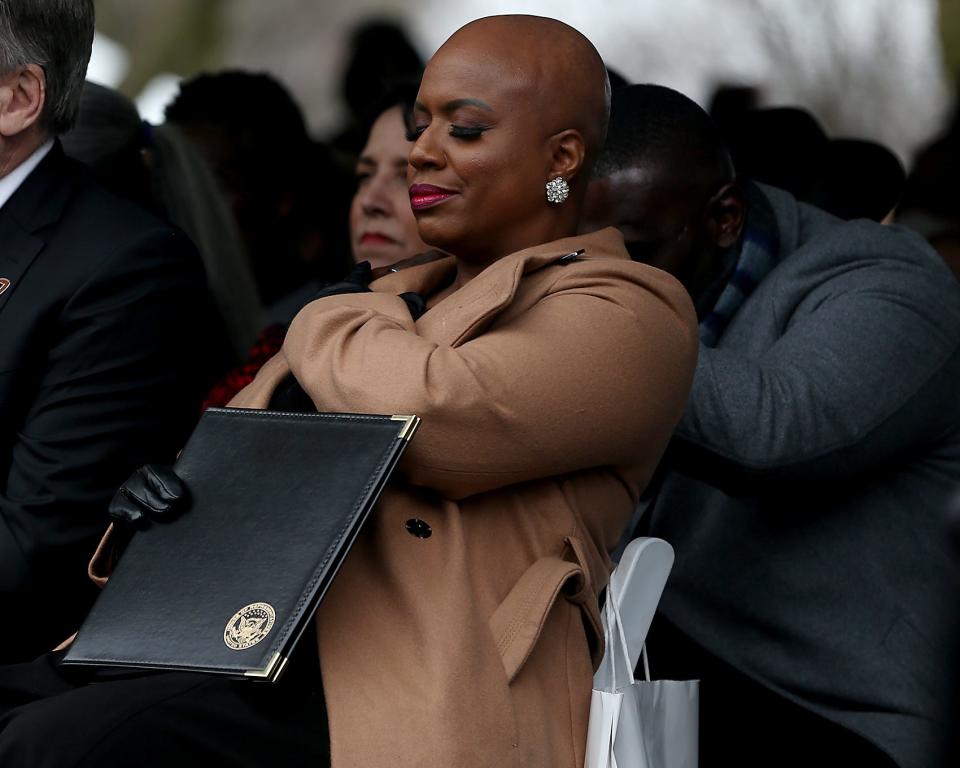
[
  {"x1": 359, "y1": 232, "x2": 397, "y2": 246},
  {"x1": 409, "y1": 184, "x2": 458, "y2": 210}
]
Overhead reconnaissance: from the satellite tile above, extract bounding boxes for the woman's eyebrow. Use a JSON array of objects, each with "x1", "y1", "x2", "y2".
[{"x1": 414, "y1": 98, "x2": 494, "y2": 114}]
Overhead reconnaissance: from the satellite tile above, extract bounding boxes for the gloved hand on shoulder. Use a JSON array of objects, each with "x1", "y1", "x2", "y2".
[
  {"x1": 308, "y1": 261, "x2": 374, "y2": 303},
  {"x1": 311, "y1": 261, "x2": 427, "y2": 319},
  {"x1": 398, "y1": 292, "x2": 427, "y2": 321}
]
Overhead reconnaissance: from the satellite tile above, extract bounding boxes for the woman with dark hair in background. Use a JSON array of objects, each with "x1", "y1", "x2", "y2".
[
  {"x1": 202, "y1": 82, "x2": 432, "y2": 408},
  {"x1": 349, "y1": 83, "x2": 430, "y2": 270}
]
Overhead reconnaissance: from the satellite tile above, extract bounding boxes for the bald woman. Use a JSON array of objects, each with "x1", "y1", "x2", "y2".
[{"x1": 0, "y1": 16, "x2": 697, "y2": 768}]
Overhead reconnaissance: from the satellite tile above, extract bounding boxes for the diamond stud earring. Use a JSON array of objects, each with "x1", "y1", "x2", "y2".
[{"x1": 546, "y1": 176, "x2": 570, "y2": 204}]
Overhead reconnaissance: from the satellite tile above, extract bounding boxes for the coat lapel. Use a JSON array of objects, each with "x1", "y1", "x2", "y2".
[
  {"x1": 0, "y1": 143, "x2": 72, "y2": 317},
  {"x1": 373, "y1": 228, "x2": 627, "y2": 347},
  {"x1": 0, "y1": 215, "x2": 44, "y2": 314}
]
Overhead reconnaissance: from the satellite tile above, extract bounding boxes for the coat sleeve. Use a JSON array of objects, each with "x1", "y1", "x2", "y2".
[
  {"x1": 672, "y1": 260, "x2": 960, "y2": 486},
  {"x1": 283, "y1": 265, "x2": 698, "y2": 499}
]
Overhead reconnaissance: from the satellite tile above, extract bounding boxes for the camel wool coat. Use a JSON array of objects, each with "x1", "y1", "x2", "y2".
[{"x1": 228, "y1": 227, "x2": 698, "y2": 767}]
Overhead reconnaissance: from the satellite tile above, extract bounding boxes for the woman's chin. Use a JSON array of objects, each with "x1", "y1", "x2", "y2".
[{"x1": 415, "y1": 223, "x2": 462, "y2": 257}]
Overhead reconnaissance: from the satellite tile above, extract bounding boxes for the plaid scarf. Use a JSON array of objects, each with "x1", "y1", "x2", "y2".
[{"x1": 699, "y1": 183, "x2": 781, "y2": 347}]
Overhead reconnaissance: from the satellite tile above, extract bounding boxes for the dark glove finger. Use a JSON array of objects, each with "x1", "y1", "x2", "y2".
[
  {"x1": 268, "y1": 374, "x2": 316, "y2": 413},
  {"x1": 108, "y1": 464, "x2": 186, "y2": 528},
  {"x1": 308, "y1": 262, "x2": 374, "y2": 303},
  {"x1": 344, "y1": 261, "x2": 373, "y2": 286},
  {"x1": 108, "y1": 486, "x2": 148, "y2": 527},
  {"x1": 308, "y1": 280, "x2": 371, "y2": 303},
  {"x1": 399, "y1": 292, "x2": 427, "y2": 321},
  {"x1": 133, "y1": 464, "x2": 186, "y2": 519}
]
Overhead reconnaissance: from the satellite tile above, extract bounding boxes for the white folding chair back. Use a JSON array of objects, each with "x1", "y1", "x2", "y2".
[{"x1": 594, "y1": 537, "x2": 674, "y2": 689}]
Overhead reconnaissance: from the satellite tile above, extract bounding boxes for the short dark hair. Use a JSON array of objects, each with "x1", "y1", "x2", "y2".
[
  {"x1": 0, "y1": 0, "x2": 95, "y2": 134},
  {"x1": 358, "y1": 77, "x2": 420, "y2": 141},
  {"x1": 594, "y1": 83, "x2": 734, "y2": 185},
  {"x1": 164, "y1": 70, "x2": 311, "y2": 197},
  {"x1": 342, "y1": 20, "x2": 423, "y2": 119}
]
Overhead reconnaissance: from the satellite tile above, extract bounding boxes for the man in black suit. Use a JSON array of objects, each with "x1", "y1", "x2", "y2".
[{"x1": 0, "y1": 0, "x2": 220, "y2": 662}]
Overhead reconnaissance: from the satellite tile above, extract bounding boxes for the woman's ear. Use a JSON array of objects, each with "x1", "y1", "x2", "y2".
[
  {"x1": 547, "y1": 128, "x2": 586, "y2": 183},
  {"x1": 706, "y1": 181, "x2": 746, "y2": 249}
]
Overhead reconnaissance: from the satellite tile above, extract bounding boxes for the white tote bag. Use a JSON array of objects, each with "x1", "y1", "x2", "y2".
[{"x1": 584, "y1": 577, "x2": 699, "y2": 768}]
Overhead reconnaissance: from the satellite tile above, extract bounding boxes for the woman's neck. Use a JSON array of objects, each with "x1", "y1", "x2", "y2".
[
  {"x1": 450, "y1": 217, "x2": 577, "y2": 288},
  {"x1": 451, "y1": 258, "x2": 492, "y2": 289}
]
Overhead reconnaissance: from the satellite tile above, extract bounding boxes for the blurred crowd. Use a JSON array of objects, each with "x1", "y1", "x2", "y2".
[
  {"x1": 60, "y1": 20, "x2": 960, "y2": 373},
  {"x1": 64, "y1": 22, "x2": 960, "y2": 388}
]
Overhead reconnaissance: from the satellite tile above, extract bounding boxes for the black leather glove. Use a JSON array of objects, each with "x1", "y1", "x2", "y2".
[
  {"x1": 399, "y1": 292, "x2": 427, "y2": 321},
  {"x1": 308, "y1": 261, "x2": 373, "y2": 303},
  {"x1": 108, "y1": 464, "x2": 187, "y2": 528},
  {"x1": 268, "y1": 375, "x2": 316, "y2": 412}
]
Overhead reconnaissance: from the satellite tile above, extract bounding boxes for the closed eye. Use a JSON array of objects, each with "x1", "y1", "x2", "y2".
[
  {"x1": 406, "y1": 124, "x2": 490, "y2": 141},
  {"x1": 449, "y1": 125, "x2": 488, "y2": 139}
]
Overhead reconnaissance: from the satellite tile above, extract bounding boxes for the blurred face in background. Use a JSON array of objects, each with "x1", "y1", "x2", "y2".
[
  {"x1": 582, "y1": 166, "x2": 708, "y2": 276},
  {"x1": 350, "y1": 105, "x2": 428, "y2": 268},
  {"x1": 582, "y1": 159, "x2": 744, "y2": 295}
]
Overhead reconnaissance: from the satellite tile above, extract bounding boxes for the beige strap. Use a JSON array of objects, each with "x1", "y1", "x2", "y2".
[
  {"x1": 52, "y1": 632, "x2": 77, "y2": 652},
  {"x1": 87, "y1": 523, "x2": 116, "y2": 588},
  {"x1": 488, "y1": 536, "x2": 600, "y2": 683}
]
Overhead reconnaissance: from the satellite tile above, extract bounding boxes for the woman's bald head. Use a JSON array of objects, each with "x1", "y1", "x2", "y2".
[
  {"x1": 436, "y1": 16, "x2": 610, "y2": 171},
  {"x1": 407, "y1": 16, "x2": 610, "y2": 269}
]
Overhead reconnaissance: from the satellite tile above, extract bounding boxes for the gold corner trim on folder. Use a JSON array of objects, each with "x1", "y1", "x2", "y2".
[
  {"x1": 244, "y1": 651, "x2": 289, "y2": 682},
  {"x1": 391, "y1": 415, "x2": 421, "y2": 442}
]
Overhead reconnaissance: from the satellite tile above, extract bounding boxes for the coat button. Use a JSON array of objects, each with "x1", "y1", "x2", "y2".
[{"x1": 405, "y1": 518, "x2": 432, "y2": 539}]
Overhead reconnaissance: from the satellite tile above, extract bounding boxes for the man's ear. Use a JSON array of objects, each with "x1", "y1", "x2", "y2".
[
  {"x1": 546, "y1": 128, "x2": 586, "y2": 184},
  {"x1": 705, "y1": 181, "x2": 746, "y2": 249},
  {"x1": 0, "y1": 64, "x2": 46, "y2": 138}
]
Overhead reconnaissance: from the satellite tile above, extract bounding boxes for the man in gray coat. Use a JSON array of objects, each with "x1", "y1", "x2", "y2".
[{"x1": 583, "y1": 84, "x2": 960, "y2": 767}]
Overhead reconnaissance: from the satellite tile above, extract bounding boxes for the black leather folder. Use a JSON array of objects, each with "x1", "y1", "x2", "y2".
[{"x1": 62, "y1": 407, "x2": 419, "y2": 681}]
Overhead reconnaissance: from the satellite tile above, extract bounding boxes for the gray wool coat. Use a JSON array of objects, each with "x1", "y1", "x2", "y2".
[{"x1": 647, "y1": 183, "x2": 960, "y2": 768}]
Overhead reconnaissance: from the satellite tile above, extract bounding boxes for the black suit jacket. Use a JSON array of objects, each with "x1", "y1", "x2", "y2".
[{"x1": 0, "y1": 144, "x2": 221, "y2": 661}]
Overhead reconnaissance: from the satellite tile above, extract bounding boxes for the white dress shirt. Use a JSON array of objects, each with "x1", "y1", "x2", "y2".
[{"x1": 0, "y1": 139, "x2": 54, "y2": 212}]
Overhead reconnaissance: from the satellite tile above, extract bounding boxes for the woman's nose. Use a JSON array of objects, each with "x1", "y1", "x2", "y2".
[
  {"x1": 408, "y1": 125, "x2": 444, "y2": 171},
  {"x1": 359, "y1": 176, "x2": 392, "y2": 217}
]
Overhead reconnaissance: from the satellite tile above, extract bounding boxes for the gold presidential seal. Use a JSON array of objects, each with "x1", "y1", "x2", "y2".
[{"x1": 223, "y1": 602, "x2": 276, "y2": 651}]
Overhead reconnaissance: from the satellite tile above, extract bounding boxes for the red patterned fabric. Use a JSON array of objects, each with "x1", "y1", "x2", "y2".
[{"x1": 201, "y1": 324, "x2": 287, "y2": 410}]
